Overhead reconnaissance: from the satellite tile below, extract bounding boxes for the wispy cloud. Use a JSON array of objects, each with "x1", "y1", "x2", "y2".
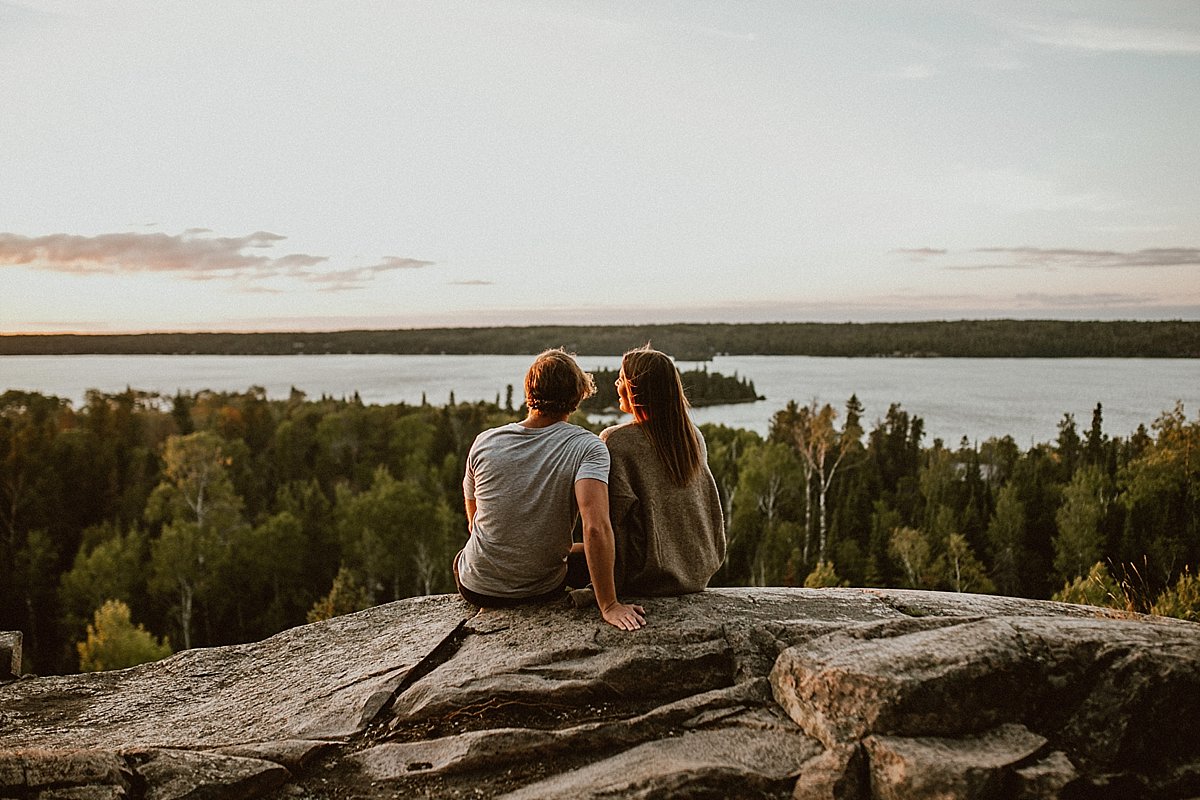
[
  {"x1": 1013, "y1": 19, "x2": 1200, "y2": 55},
  {"x1": 0, "y1": 230, "x2": 434, "y2": 290},
  {"x1": 953, "y1": 247, "x2": 1200, "y2": 271},
  {"x1": 451, "y1": 279, "x2": 494, "y2": 286},
  {"x1": 0, "y1": 230, "x2": 290, "y2": 274},
  {"x1": 892, "y1": 248, "x2": 948, "y2": 262},
  {"x1": 368, "y1": 256, "x2": 437, "y2": 271},
  {"x1": 1013, "y1": 291, "x2": 1159, "y2": 307},
  {"x1": 302, "y1": 257, "x2": 438, "y2": 292}
]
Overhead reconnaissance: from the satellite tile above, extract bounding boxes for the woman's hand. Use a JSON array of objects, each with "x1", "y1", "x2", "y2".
[{"x1": 601, "y1": 601, "x2": 646, "y2": 631}]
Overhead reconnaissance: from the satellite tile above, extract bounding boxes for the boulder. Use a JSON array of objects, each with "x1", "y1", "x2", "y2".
[
  {"x1": 769, "y1": 612, "x2": 1200, "y2": 788},
  {"x1": 126, "y1": 749, "x2": 289, "y2": 800},
  {"x1": 862, "y1": 723, "x2": 1047, "y2": 799},
  {"x1": 1, "y1": 588, "x2": 1197, "y2": 799},
  {"x1": 0, "y1": 632, "x2": 19, "y2": 681}
]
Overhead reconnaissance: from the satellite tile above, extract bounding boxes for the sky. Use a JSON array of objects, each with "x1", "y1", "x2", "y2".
[{"x1": 2, "y1": 0, "x2": 1199, "y2": 333}]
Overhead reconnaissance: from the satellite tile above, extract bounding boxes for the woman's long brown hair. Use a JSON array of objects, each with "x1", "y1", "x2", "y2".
[{"x1": 621, "y1": 347, "x2": 702, "y2": 486}]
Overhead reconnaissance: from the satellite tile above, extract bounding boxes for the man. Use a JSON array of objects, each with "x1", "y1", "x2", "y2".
[{"x1": 454, "y1": 348, "x2": 646, "y2": 631}]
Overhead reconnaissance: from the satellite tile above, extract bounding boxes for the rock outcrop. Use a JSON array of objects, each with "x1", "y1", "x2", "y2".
[{"x1": 2, "y1": 588, "x2": 1198, "y2": 799}]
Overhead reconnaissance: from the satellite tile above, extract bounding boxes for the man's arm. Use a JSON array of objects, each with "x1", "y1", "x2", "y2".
[
  {"x1": 575, "y1": 478, "x2": 645, "y2": 631},
  {"x1": 464, "y1": 497, "x2": 477, "y2": 534}
]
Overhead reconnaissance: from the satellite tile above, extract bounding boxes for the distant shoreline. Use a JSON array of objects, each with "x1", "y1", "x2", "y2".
[{"x1": 2, "y1": 320, "x2": 1198, "y2": 359}]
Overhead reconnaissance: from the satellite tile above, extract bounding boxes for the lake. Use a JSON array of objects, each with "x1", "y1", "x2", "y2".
[{"x1": 1, "y1": 354, "x2": 1196, "y2": 447}]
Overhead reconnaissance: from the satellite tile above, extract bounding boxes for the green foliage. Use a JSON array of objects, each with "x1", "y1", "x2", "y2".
[
  {"x1": 146, "y1": 431, "x2": 248, "y2": 650},
  {"x1": 77, "y1": 599, "x2": 172, "y2": 672},
  {"x1": 1053, "y1": 466, "x2": 1109, "y2": 583},
  {"x1": 1118, "y1": 403, "x2": 1200, "y2": 585},
  {"x1": 804, "y1": 560, "x2": 847, "y2": 588},
  {"x1": 1151, "y1": 569, "x2": 1200, "y2": 622},
  {"x1": 335, "y1": 466, "x2": 458, "y2": 601},
  {"x1": 935, "y1": 533, "x2": 995, "y2": 594},
  {"x1": 986, "y1": 484, "x2": 1026, "y2": 596},
  {"x1": 307, "y1": 567, "x2": 373, "y2": 623},
  {"x1": 1052, "y1": 562, "x2": 1126, "y2": 610},
  {"x1": 59, "y1": 524, "x2": 148, "y2": 635},
  {"x1": 231, "y1": 511, "x2": 310, "y2": 637},
  {"x1": 722, "y1": 442, "x2": 803, "y2": 586},
  {"x1": 3, "y1": 381, "x2": 1199, "y2": 676},
  {"x1": 889, "y1": 526, "x2": 933, "y2": 589}
]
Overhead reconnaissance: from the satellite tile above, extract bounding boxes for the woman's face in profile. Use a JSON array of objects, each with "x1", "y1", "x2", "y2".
[{"x1": 616, "y1": 369, "x2": 634, "y2": 415}]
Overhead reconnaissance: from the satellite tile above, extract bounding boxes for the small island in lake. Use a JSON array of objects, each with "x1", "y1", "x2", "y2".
[{"x1": 581, "y1": 366, "x2": 763, "y2": 413}]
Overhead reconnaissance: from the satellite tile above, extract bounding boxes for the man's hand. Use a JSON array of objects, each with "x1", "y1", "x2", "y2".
[
  {"x1": 601, "y1": 600, "x2": 646, "y2": 631},
  {"x1": 576, "y1": 478, "x2": 647, "y2": 632}
]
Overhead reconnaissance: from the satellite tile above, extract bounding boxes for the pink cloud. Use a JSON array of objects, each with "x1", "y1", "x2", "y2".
[
  {"x1": 0, "y1": 230, "x2": 295, "y2": 275},
  {"x1": 0, "y1": 229, "x2": 435, "y2": 290}
]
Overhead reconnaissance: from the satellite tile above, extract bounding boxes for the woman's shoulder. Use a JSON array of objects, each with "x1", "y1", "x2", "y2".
[
  {"x1": 600, "y1": 422, "x2": 648, "y2": 448},
  {"x1": 600, "y1": 420, "x2": 638, "y2": 442}
]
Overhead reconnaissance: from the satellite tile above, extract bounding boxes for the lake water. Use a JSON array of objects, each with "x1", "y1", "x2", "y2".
[{"x1": 1, "y1": 354, "x2": 1196, "y2": 447}]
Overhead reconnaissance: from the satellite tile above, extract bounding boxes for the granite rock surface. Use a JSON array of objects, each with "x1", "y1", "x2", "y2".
[{"x1": 2, "y1": 588, "x2": 1198, "y2": 799}]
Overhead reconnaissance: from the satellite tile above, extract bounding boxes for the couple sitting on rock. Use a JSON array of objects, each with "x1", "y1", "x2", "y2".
[{"x1": 453, "y1": 347, "x2": 727, "y2": 631}]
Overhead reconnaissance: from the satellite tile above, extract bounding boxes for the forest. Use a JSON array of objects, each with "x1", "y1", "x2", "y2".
[
  {"x1": 3, "y1": 319, "x2": 1199, "y2": 359},
  {"x1": 1, "y1": 383, "x2": 1198, "y2": 675}
]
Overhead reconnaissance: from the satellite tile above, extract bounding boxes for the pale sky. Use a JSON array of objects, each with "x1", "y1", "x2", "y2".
[{"x1": 2, "y1": 0, "x2": 1199, "y2": 333}]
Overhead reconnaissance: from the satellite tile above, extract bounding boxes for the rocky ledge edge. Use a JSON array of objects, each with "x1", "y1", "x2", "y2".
[{"x1": 2, "y1": 588, "x2": 1199, "y2": 800}]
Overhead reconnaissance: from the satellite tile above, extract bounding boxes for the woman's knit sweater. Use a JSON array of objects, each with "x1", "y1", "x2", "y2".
[{"x1": 600, "y1": 421, "x2": 726, "y2": 595}]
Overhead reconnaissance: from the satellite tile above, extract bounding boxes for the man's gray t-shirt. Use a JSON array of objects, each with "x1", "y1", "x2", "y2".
[{"x1": 459, "y1": 421, "x2": 609, "y2": 598}]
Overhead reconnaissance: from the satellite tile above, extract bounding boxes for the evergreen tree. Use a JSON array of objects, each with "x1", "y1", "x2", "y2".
[
  {"x1": 1083, "y1": 402, "x2": 1108, "y2": 468},
  {"x1": 1055, "y1": 413, "x2": 1081, "y2": 479}
]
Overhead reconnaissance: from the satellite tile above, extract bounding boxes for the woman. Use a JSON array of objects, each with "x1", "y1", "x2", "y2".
[{"x1": 601, "y1": 346, "x2": 726, "y2": 595}]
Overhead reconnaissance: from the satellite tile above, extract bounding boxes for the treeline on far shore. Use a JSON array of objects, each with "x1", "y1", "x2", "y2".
[{"x1": 2, "y1": 320, "x2": 1198, "y2": 359}]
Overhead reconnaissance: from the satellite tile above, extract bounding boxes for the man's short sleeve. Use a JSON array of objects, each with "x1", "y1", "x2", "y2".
[
  {"x1": 463, "y1": 443, "x2": 478, "y2": 500},
  {"x1": 575, "y1": 435, "x2": 610, "y2": 484}
]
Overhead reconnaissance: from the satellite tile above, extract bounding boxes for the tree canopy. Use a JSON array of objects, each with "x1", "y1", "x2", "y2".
[{"x1": 1, "y1": 385, "x2": 1197, "y2": 676}]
